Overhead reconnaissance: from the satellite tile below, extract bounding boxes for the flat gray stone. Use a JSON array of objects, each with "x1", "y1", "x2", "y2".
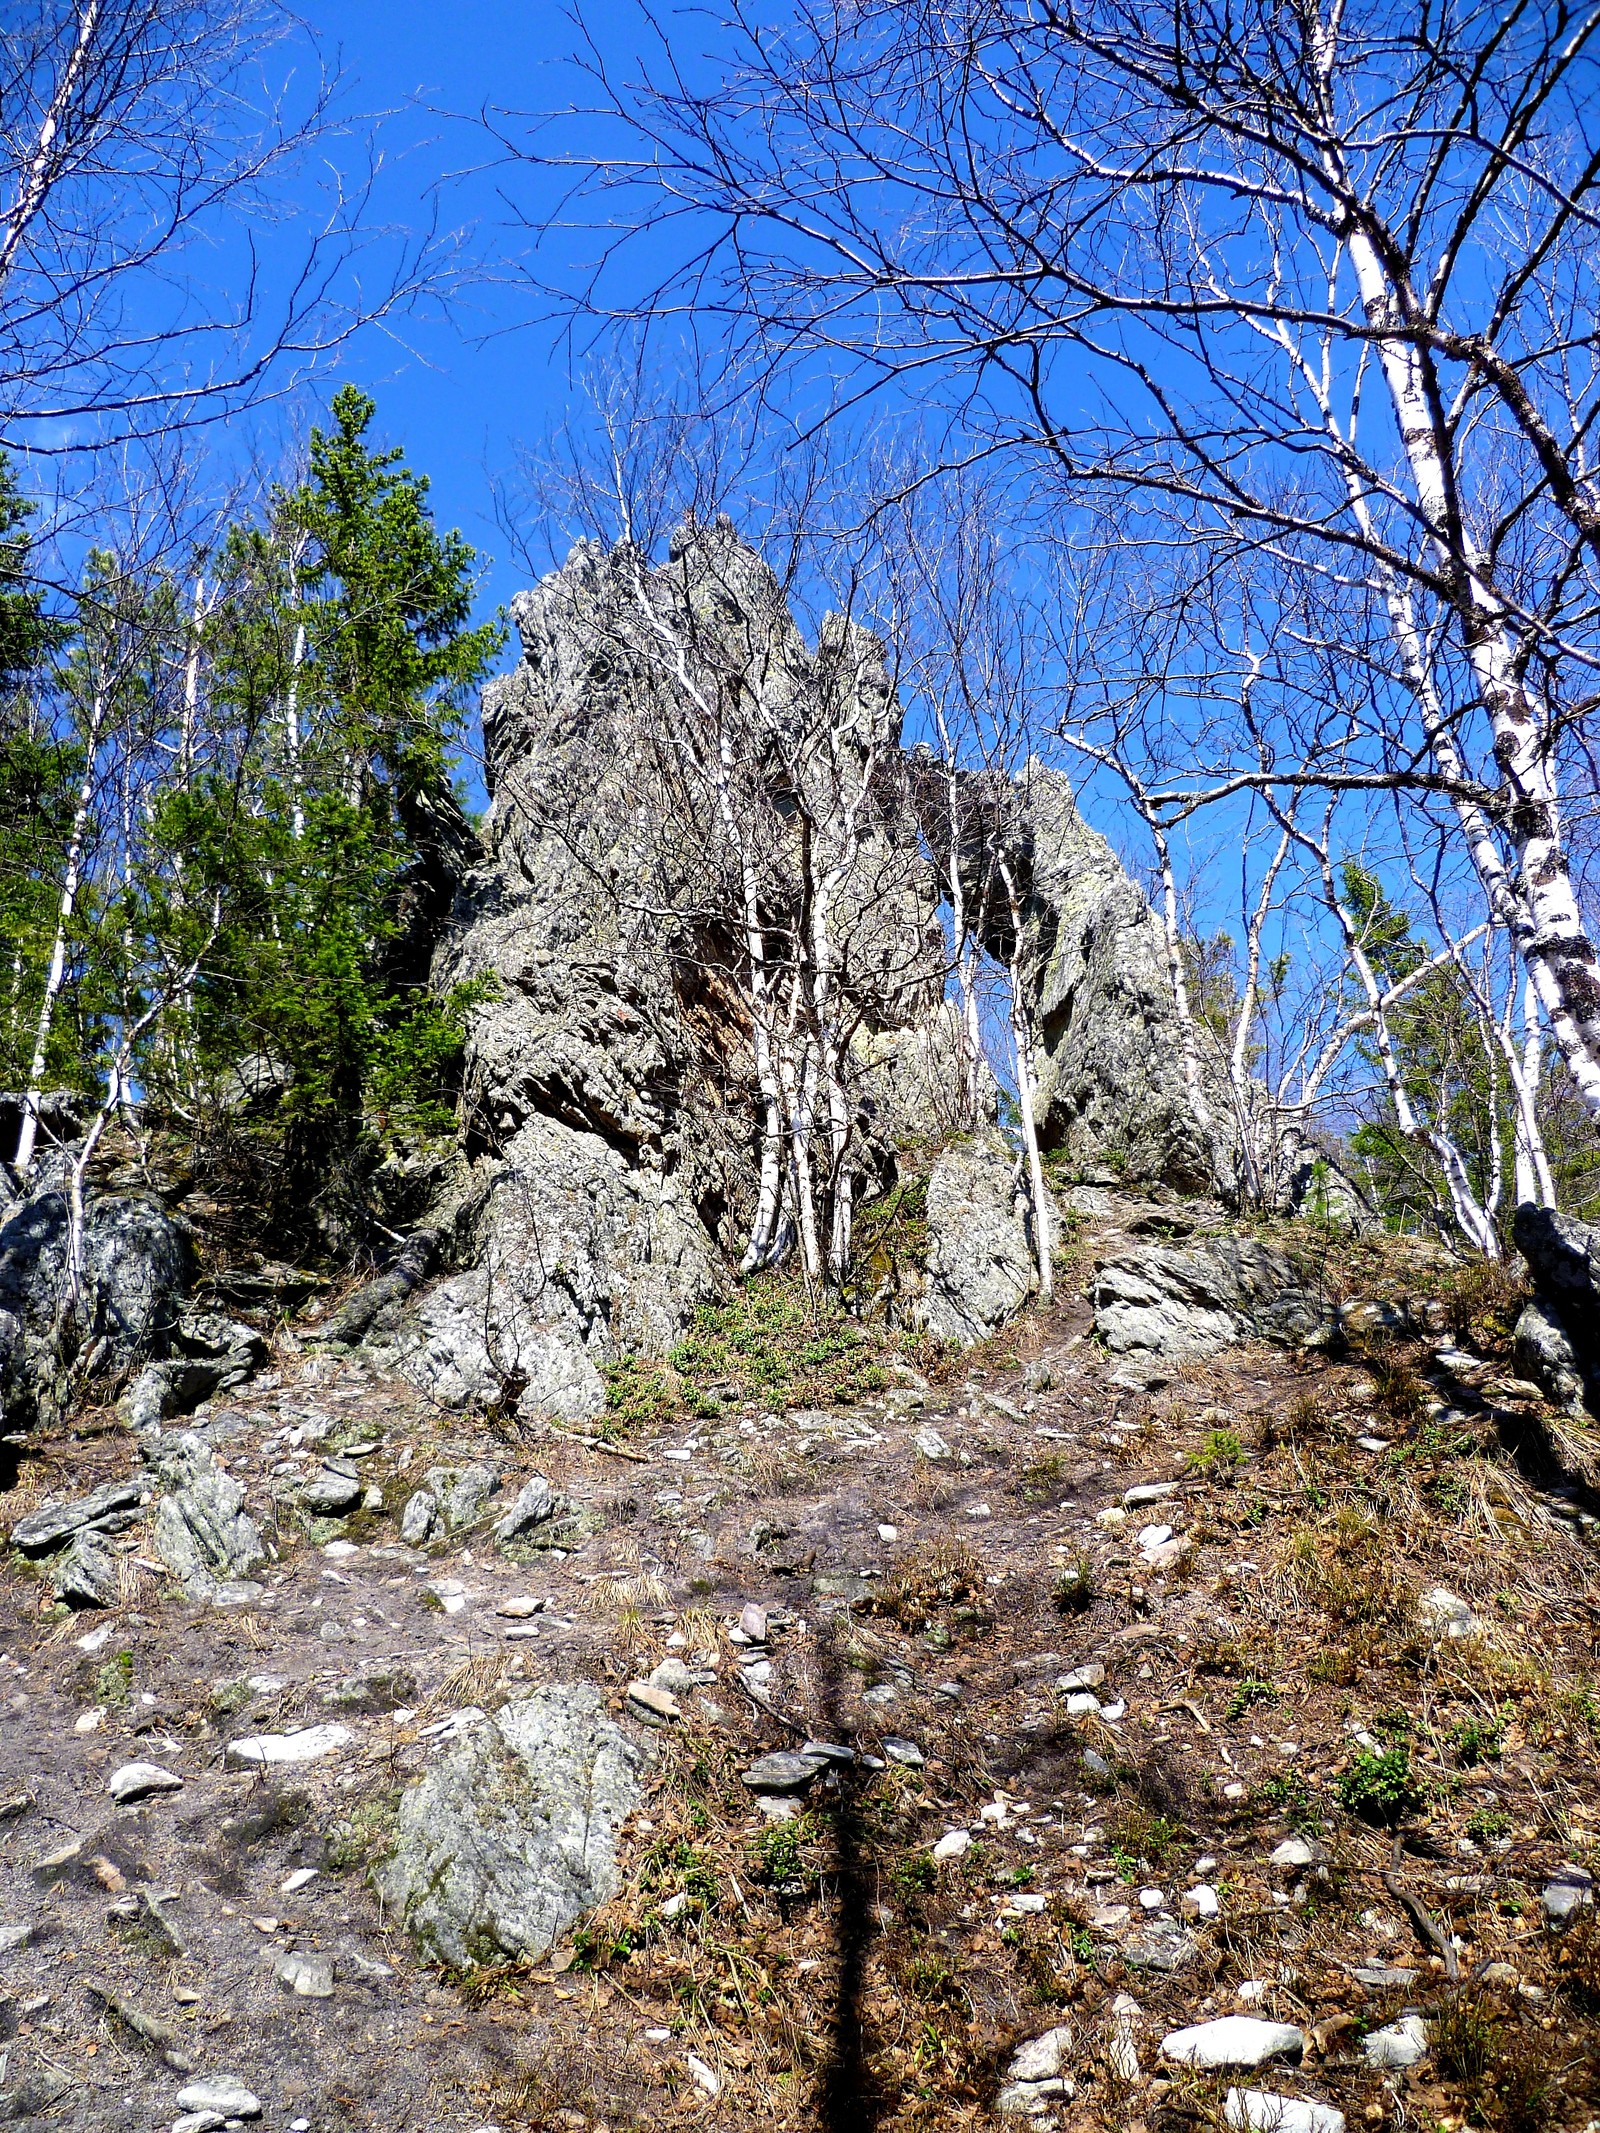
[
  {"x1": 1417, "y1": 1586, "x2": 1478, "y2": 1639},
  {"x1": 174, "y1": 2080, "x2": 261, "y2": 2118},
  {"x1": 11, "y1": 1479, "x2": 144, "y2": 1553},
  {"x1": 225, "y1": 1724, "x2": 352, "y2": 1767},
  {"x1": 1225, "y1": 2093, "x2": 1346, "y2": 2133},
  {"x1": 108, "y1": 1762, "x2": 182, "y2": 1803},
  {"x1": 1162, "y1": 2017, "x2": 1304, "y2": 2068},
  {"x1": 272, "y1": 1949, "x2": 334, "y2": 1998},
  {"x1": 1363, "y1": 2014, "x2": 1428, "y2": 2069},
  {"x1": 320, "y1": 1667, "x2": 417, "y2": 1714},
  {"x1": 299, "y1": 1470, "x2": 361, "y2": 1516},
  {"x1": 1007, "y1": 2027, "x2": 1073, "y2": 2084},
  {"x1": 377, "y1": 1683, "x2": 647, "y2": 1971},
  {"x1": 1543, "y1": 1864, "x2": 1594, "y2": 1922},
  {"x1": 741, "y1": 1751, "x2": 826, "y2": 1795}
]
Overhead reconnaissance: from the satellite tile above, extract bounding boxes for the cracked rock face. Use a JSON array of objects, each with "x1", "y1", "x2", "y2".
[
  {"x1": 0, "y1": 1189, "x2": 192, "y2": 1433},
  {"x1": 1009, "y1": 770, "x2": 1223, "y2": 1193},
  {"x1": 923, "y1": 1133, "x2": 1037, "y2": 1343},
  {"x1": 377, "y1": 1684, "x2": 648, "y2": 1970},
  {"x1": 1092, "y1": 1235, "x2": 1325, "y2": 1361}
]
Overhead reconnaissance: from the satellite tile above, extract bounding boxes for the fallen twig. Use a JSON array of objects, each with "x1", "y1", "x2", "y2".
[
  {"x1": 86, "y1": 1980, "x2": 194, "y2": 2071},
  {"x1": 1383, "y1": 1838, "x2": 1460, "y2": 1983}
]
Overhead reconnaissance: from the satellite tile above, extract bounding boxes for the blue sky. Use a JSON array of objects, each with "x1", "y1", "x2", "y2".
[{"x1": 285, "y1": 0, "x2": 614, "y2": 624}]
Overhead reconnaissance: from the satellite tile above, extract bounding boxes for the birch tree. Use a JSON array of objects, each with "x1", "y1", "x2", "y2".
[
  {"x1": 1, "y1": 0, "x2": 440, "y2": 468},
  {"x1": 545, "y1": 0, "x2": 1600, "y2": 1143}
]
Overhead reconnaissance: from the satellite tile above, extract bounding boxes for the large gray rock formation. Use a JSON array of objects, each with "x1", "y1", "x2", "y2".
[
  {"x1": 1513, "y1": 1205, "x2": 1600, "y2": 1415},
  {"x1": 0, "y1": 1188, "x2": 192, "y2": 1433},
  {"x1": 379, "y1": 521, "x2": 973, "y2": 1409},
  {"x1": 1092, "y1": 1234, "x2": 1326, "y2": 1361},
  {"x1": 351, "y1": 522, "x2": 1230, "y2": 1399},
  {"x1": 377, "y1": 1684, "x2": 647, "y2": 1970}
]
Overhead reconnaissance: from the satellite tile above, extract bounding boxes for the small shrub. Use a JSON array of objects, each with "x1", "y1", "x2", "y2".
[
  {"x1": 871, "y1": 1541, "x2": 991, "y2": 1638},
  {"x1": 891, "y1": 1850, "x2": 937, "y2": 1897},
  {"x1": 1259, "y1": 1770, "x2": 1317, "y2": 1830},
  {"x1": 601, "y1": 1355, "x2": 679, "y2": 1430},
  {"x1": 1227, "y1": 1676, "x2": 1278, "y2": 1720},
  {"x1": 324, "y1": 1793, "x2": 398, "y2": 1872},
  {"x1": 1107, "y1": 1806, "x2": 1181, "y2": 1876},
  {"x1": 1019, "y1": 1453, "x2": 1070, "y2": 1503},
  {"x1": 1188, "y1": 1428, "x2": 1245, "y2": 1476},
  {"x1": 1467, "y1": 1805, "x2": 1512, "y2": 1844},
  {"x1": 1337, "y1": 1747, "x2": 1418, "y2": 1824},
  {"x1": 1442, "y1": 1258, "x2": 1528, "y2": 1351},
  {"x1": 1452, "y1": 1713, "x2": 1505, "y2": 1766},
  {"x1": 1431, "y1": 1989, "x2": 1499, "y2": 2084},
  {"x1": 747, "y1": 1817, "x2": 815, "y2": 1902},
  {"x1": 642, "y1": 1834, "x2": 719, "y2": 1910},
  {"x1": 94, "y1": 1651, "x2": 135, "y2": 1707},
  {"x1": 1052, "y1": 1556, "x2": 1096, "y2": 1614}
]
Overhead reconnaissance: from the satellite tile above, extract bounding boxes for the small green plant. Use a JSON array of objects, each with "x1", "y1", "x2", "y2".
[
  {"x1": 1337, "y1": 1746, "x2": 1418, "y2": 1824},
  {"x1": 748, "y1": 1815, "x2": 816, "y2": 1900},
  {"x1": 1019, "y1": 1453, "x2": 1070, "y2": 1503},
  {"x1": 94, "y1": 1651, "x2": 135, "y2": 1707},
  {"x1": 1188, "y1": 1428, "x2": 1245, "y2": 1475},
  {"x1": 1451, "y1": 1713, "x2": 1505, "y2": 1766},
  {"x1": 1430, "y1": 1988, "x2": 1500, "y2": 2084},
  {"x1": 906, "y1": 1953, "x2": 960, "y2": 2003},
  {"x1": 642, "y1": 1834, "x2": 719, "y2": 1910},
  {"x1": 891, "y1": 1850, "x2": 938, "y2": 1897},
  {"x1": 1373, "y1": 1706, "x2": 1412, "y2": 1741},
  {"x1": 1259, "y1": 1770, "x2": 1318, "y2": 1830},
  {"x1": 1467, "y1": 1805, "x2": 1512, "y2": 1844},
  {"x1": 1227, "y1": 1676, "x2": 1279, "y2": 1720},
  {"x1": 1052, "y1": 1556, "x2": 1096, "y2": 1614},
  {"x1": 324, "y1": 1793, "x2": 398, "y2": 1872},
  {"x1": 601, "y1": 1355, "x2": 679, "y2": 1430},
  {"x1": 1107, "y1": 1806, "x2": 1181, "y2": 1876},
  {"x1": 1067, "y1": 1923, "x2": 1096, "y2": 1963}
]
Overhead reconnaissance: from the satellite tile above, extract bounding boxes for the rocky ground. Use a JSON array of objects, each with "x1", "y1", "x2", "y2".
[{"x1": 3, "y1": 1189, "x2": 1599, "y2": 2133}]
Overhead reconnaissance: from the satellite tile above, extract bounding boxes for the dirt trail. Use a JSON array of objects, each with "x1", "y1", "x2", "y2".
[{"x1": 2, "y1": 1196, "x2": 1598, "y2": 2132}]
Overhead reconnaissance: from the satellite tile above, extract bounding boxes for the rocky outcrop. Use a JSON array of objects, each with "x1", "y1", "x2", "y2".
[
  {"x1": 0, "y1": 1188, "x2": 192, "y2": 1433},
  {"x1": 1092, "y1": 1234, "x2": 1326, "y2": 1361},
  {"x1": 122, "y1": 1310, "x2": 270, "y2": 1432},
  {"x1": 1513, "y1": 1205, "x2": 1599, "y2": 1415},
  {"x1": 377, "y1": 1684, "x2": 647, "y2": 1970},
  {"x1": 146, "y1": 1431, "x2": 266, "y2": 1602},
  {"x1": 9, "y1": 1476, "x2": 149, "y2": 1608},
  {"x1": 923, "y1": 1134, "x2": 1037, "y2": 1342},
  {"x1": 347, "y1": 523, "x2": 1243, "y2": 1398},
  {"x1": 1002, "y1": 770, "x2": 1221, "y2": 1193}
]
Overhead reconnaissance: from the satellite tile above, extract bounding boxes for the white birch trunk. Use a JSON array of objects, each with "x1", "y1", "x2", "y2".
[
  {"x1": 1338, "y1": 219, "x2": 1600, "y2": 1124},
  {"x1": 0, "y1": 0, "x2": 102, "y2": 289},
  {"x1": 14, "y1": 683, "x2": 107, "y2": 1176},
  {"x1": 998, "y1": 858, "x2": 1053, "y2": 1298}
]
